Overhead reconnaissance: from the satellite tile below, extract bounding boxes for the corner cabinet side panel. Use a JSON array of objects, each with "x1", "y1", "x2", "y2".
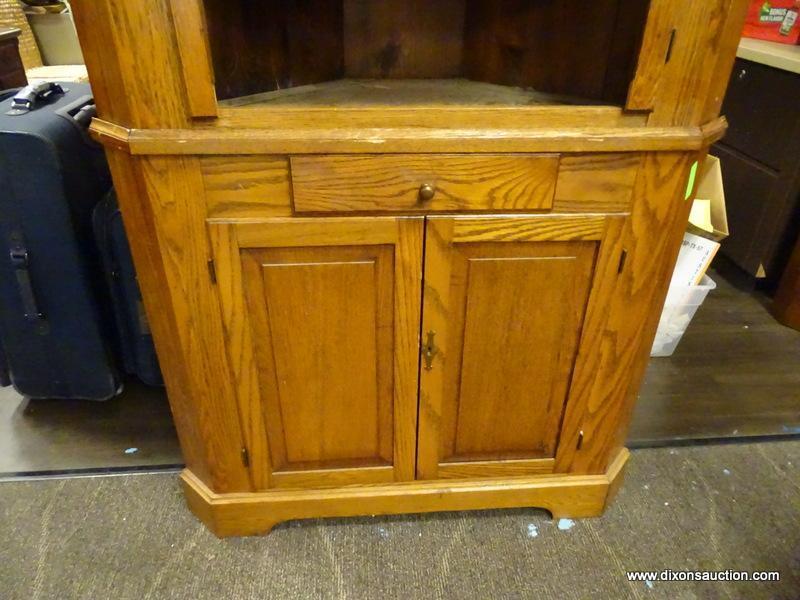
[
  {"x1": 107, "y1": 153, "x2": 252, "y2": 493},
  {"x1": 207, "y1": 217, "x2": 424, "y2": 489},
  {"x1": 71, "y1": 0, "x2": 192, "y2": 128},
  {"x1": 628, "y1": 0, "x2": 750, "y2": 126},
  {"x1": 556, "y1": 152, "x2": 699, "y2": 474}
]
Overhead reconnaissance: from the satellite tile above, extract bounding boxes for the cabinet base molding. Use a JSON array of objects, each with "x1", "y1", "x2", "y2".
[{"x1": 181, "y1": 449, "x2": 629, "y2": 537}]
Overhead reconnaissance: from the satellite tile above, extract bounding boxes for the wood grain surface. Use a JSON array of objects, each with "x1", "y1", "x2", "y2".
[
  {"x1": 556, "y1": 152, "x2": 698, "y2": 474},
  {"x1": 169, "y1": 0, "x2": 217, "y2": 117},
  {"x1": 553, "y1": 153, "x2": 640, "y2": 213},
  {"x1": 122, "y1": 155, "x2": 251, "y2": 493},
  {"x1": 72, "y1": 0, "x2": 190, "y2": 128},
  {"x1": 220, "y1": 79, "x2": 596, "y2": 108},
  {"x1": 201, "y1": 156, "x2": 292, "y2": 218},
  {"x1": 343, "y1": 0, "x2": 464, "y2": 79},
  {"x1": 291, "y1": 154, "x2": 559, "y2": 213},
  {"x1": 208, "y1": 217, "x2": 423, "y2": 487},
  {"x1": 417, "y1": 215, "x2": 606, "y2": 480},
  {"x1": 111, "y1": 123, "x2": 717, "y2": 155},
  {"x1": 182, "y1": 449, "x2": 629, "y2": 537},
  {"x1": 70, "y1": 0, "x2": 746, "y2": 532},
  {"x1": 628, "y1": 0, "x2": 749, "y2": 126}
]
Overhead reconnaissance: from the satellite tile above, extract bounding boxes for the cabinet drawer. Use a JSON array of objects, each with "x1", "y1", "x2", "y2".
[{"x1": 290, "y1": 154, "x2": 559, "y2": 213}]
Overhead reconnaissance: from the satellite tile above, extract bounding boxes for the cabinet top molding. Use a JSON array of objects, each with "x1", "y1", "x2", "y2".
[{"x1": 89, "y1": 116, "x2": 728, "y2": 156}]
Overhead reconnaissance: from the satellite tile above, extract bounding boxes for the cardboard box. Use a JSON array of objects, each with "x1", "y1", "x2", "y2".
[
  {"x1": 688, "y1": 156, "x2": 729, "y2": 242},
  {"x1": 742, "y1": 1, "x2": 800, "y2": 45}
]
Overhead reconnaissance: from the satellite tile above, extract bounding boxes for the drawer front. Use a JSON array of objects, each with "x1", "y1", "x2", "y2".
[
  {"x1": 290, "y1": 154, "x2": 559, "y2": 213},
  {"x1": 714, "y1": 143, "x2": 782, "y2": 276}
]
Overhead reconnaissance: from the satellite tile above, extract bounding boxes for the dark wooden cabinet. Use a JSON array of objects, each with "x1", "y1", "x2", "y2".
[
  {"x1": 0, "y1": 28, "x2": 27, "y2": 89},
  {"x1": 773, "y1": 234, "x2": 800, "y2": 330},
  {"x1": 714, "y1": 57, "x2": 800, "y2": 281}
]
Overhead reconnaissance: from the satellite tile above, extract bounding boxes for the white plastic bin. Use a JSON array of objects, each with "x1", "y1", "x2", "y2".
[{"x1": 650, "y1": 275, "x2": 716, "y2": 357}]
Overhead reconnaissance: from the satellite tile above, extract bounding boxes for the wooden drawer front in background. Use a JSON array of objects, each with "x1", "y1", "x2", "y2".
[
  {"x1": 721, "y1": 59, "x2": 800, "y2": 171},
  {"x1": 290, "y1": 154, "x2": 560, "y2": 213}
]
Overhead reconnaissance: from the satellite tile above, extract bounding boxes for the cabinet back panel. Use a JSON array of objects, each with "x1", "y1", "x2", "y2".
[
  {"x1": 202, "y1": 0, "x2": 344, "y2": 100},
  {"x1": 201, "y1": 0, "x2": 648, "y2": 104},
  {"x1": 343, "y1": 0, "x2": 465, "y2": 79},
  {"x1": 241, "y1": 245, "x2": 395, "y2": 469},
  {"x1": 442, "y1": 242, "x2": 597, "y2": 462}
]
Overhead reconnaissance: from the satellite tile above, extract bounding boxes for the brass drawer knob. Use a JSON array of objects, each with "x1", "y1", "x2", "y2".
[{"x1": 418, "y1": 183, "x2": 436, "y2": 202}]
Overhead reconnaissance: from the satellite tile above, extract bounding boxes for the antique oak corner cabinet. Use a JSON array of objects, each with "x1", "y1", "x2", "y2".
[{"x1": 71, "y1": 0, "x2": 748, "y2": 536}]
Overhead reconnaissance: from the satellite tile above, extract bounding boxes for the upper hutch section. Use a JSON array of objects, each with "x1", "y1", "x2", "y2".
[
  {"x1": 72, "y1": 0, "x2": 749, "y2": 144},
  {"x1": 204, "y1": 0, "x2": 649, "y2": 109}
]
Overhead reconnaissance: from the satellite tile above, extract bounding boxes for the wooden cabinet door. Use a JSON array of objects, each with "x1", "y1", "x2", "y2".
[
  {"x1": 207, "y1": 217, "x2": 423, "y2": 489},
  {"x1": 417, "y1": 215, "x2": 616, "y2": 480}
]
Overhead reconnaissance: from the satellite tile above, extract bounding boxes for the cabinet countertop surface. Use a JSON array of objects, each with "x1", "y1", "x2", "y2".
[{"x1": 737, "y1": 37, "x2": 800, "y2": 74}]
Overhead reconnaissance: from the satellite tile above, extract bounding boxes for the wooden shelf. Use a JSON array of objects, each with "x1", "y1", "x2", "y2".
[{"x1": 219, "y1": 78, "x2": 602, "y2": 109}]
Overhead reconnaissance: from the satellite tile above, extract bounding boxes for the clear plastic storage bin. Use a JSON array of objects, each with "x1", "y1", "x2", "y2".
[{"x1": 651, "y1": 275, "x2": 716, "y2": 357}]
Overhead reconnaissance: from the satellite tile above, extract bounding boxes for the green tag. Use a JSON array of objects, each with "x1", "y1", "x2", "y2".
[{"x1": 685, "y1": 161, "x2": 698, "y2": 200}]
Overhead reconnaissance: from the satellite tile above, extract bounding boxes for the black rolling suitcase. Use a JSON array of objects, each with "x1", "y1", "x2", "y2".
[
  {"x1": 93, "y1": 190, "x2": 163, "y2": 387},
  {"x1": 0, "y1": 82, "x2": 120, "y2": 399}
]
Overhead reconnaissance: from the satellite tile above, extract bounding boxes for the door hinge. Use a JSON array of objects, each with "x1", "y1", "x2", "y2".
[
  {"x1": 421, "y1": 330, "x2": 438, "y2": 371},
  {"x1": 576, "y1": 430, "x2": 585, "y2": 451},
  {"x1": 241, "y1": 447, "x2": 250, "y2": 468},
  {"x1": 207, "y1": 259, "x2": 217, "y2": 284}
]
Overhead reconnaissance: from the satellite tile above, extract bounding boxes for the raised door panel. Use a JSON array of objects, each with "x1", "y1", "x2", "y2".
[
  {"x1": 417, "y1": 215, "x2": 606, "y2": 480},
  {"x1": 208, "y1": 217, "x2": 423, "y2": 489},
  {"x1": 241, "y1": 245, "x2": 394, "y2": 468}
]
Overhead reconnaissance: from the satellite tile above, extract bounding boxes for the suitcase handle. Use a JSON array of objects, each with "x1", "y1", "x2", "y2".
[
  {"x1": 55, "y1": 95, "x2": 97, "y2": 132},
  {"x1": 0, "y1": 341, "x2": 10, "y2": 387},
  {"x1": 5, "y1": 82, "x2": 67, "y2": 116},
  {"x1": 8, "y1": 233, "x2": 47, "y2": 328},
  {"x1": 0, "y1": 87, "x2": 22, "y2": 103}
]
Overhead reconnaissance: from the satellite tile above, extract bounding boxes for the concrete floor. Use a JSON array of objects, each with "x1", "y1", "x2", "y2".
[{"x1": 0, "y1": 268, "x2": 798, "y2": 475}]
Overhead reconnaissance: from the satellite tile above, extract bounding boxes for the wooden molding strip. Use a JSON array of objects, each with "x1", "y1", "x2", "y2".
[
  {"x1": 89, "y1": 118, "x2": 131, "y2": 152},
  {"x1": 700, "y1": 116, "x2": 728, "y2": 147},
  {"x1": 181, "y1": 448, "x2": 629, "y2": 537},
  {"x1": 90, "y1": 118, "x2": 728, "y2": 156},
  {"x1": 129, "y1": 127, "x2": 710, "y2": 155}
]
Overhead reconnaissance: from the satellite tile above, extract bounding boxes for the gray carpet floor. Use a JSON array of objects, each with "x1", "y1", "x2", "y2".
[{"x1": 1, "y1": 441, "x2": 799, "y2": 600}]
